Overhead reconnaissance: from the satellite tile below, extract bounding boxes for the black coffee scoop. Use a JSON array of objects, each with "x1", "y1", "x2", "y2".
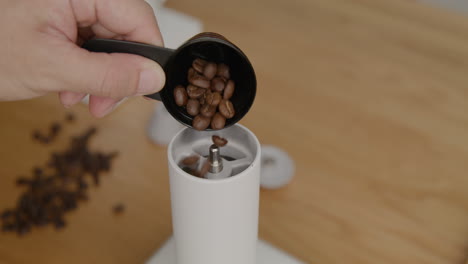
[{"x1": 82, "y1": 32, "x2": 256, "y2": 130}]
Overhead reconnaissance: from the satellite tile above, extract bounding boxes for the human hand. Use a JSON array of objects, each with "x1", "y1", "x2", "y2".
[{"x1": 0, "y1": 0, "x2": 165, "y2": 117}]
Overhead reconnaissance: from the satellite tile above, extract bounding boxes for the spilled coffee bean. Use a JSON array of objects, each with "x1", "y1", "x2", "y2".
[
  {"x1": 50, "y1": 123, "x2": 61, "y2": 137},
  {"x1": 113, "y1": 203, "x2": 125, "y2": 215},
  {"x1": 65, "y1": 113, "x2": 75, "y2": 123},
  {"x1": 1, "y1": 114, "x2": 119, "y2": 236},
  {"x1": 32, "y1": 112, "x2": 75, "y2": 144}
]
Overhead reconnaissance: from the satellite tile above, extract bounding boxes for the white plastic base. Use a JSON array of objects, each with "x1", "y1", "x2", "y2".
[{"x1": 146, "y1": 237, "x2": 305, "y2": 264}]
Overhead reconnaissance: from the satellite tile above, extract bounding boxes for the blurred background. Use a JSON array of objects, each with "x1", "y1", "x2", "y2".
[
  {"x1": 1, "y1": 0, "x2": 468, "y2": 263},
  {"x1": 420, "y1": 0, "x2": 468, "y2": 12}
]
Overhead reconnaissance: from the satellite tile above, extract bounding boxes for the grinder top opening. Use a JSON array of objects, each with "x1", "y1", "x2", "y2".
[{"x1": 169, "y1": 124, "x2": 260, "y2": 181}]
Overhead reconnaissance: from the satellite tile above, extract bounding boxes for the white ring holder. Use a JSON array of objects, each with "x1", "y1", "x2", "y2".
[{"x1": 260, "y1": 145, "x2": 295, "y2": 189}]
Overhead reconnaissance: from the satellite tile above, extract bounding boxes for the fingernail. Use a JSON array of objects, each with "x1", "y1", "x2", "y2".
[
  {"x1": 59, "y1": 92, "x2": 87, "y2": 108},
  {"x1": 98, "y1": 103, "x2": 117, "y2": 118},
  {"x1": 137, "y1": 65, "x2": 165, "y2": 95}
]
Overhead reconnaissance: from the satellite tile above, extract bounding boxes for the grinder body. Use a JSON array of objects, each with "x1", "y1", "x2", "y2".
[{"x1": 167, "y1": 124, "x2": 261, "y2": 264}]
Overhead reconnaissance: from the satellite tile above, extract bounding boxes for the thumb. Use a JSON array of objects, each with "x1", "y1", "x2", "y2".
[{"x1": 60, "y1": 47, "x2": 165, "y2": 98}]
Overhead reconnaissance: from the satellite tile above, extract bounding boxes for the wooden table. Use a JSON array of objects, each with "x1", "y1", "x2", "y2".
[{"x1": 2, "y1": 0, "x2": 468, "y2": 263}]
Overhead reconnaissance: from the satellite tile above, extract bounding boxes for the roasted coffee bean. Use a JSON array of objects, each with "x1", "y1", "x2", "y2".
[
  {"x1": 91, "y1": 172, "x2": 100, "y2": 186},
  {"x1": 113, "y1": 203, "x2": 125, "y2": 215},
  {"x1": 108, "y1": 151, "x2": 119, "y2": 160},
  {"x1": 206, "y1": 92, "x2": 222, "y2": 106},
  {"x1": 188, "y1": 67, "x2": 196, "y2": 80},
  {"x1": 50, "y1": 123, "x2": 61, "y2": 136},
  {"x1": 32, "y1": 131, "x2": 50, "y2": 144},
  {"x1": 189, "y1": 74, "x2": 210, "y2": 89},
  {"x1": 187, "y1": 85, "x2": 205, "y2": 99},
  {"x1": 17, "y1": 224, "x2": 31, "y2": 236},
  {"x1": 212, "y1": 135, "x2": 228, "y2": 147},
  {"x1": 176, "y1": 60, "x2": 238, "y2": 131},
  {"x1": 211, "y1": 113, "x2": 226, "y2": 130},
  {"x1": 54, "y1": 218, "x2": 66, "y2": 230},
  {"x1": 200, "y1": 104, "x2": 216, "y2": 117},
  {"x1": 32, "y1": 131, "x2": 42, "y2": 141},
  {"x1": 181, "y1": 166, "x2": 195, "y2": 175},
  {"x1": 203, "y1": 62, "x2": 217, "y2": 80},
  {"x1": 1, "y1": 210, "x2": 14, "y2": 220},
  {"x1": 186, "y1": 99, "x2": 200, "y2": 116},
  {"x1": 192, "y1": 58, "x2": 207, "y2": 73},
  {"x1": 35, "y1": 214, "x2": 49, "y2": 227},
  {"x1": 0, "y1": 125, "x2": 119, "y2": 235},
  {"x1": 16, "y1": 177, "x2": 31, "y2": 186},
  {"x1": 211, "y1": 77, "x2": 226, "y2": 93},
  {"x1": 65, "y1": 113, "x2": 75, "y2": 122},
  {"x1": 174, "y1": 85, "x2": 188, "y2": 106},
  {"x1": 181, "y1": 155, "x2": 200, "y2": 166},
  {"x1": 76, "y1": 192, "x2": 89, "y2": 201},
  {"x1": 218, "y1": 99, "x2": 235, "y2": 119},
  {"x1": 198, "y1": 160, "x2": 211, "y2": 178},
  {"x1": 192, "y1": 115, "x2": 211, "y2": 131},
  {"x1": 98, "y1": 154, "x2": 111, "y2": 172},
  {"x1": 223, "y1": 80, "x2": 235, "y2": 99},
  {"x1": 42, "y1": 136, "x2": 51, "y2": 144},
  {"x1": 199, "y1": 94, "x2": 206, "y2": 105},
  {"x1": 63, "y1": 196, "x2": 78, "y2": 211},
  {"x1": 78, "y1": 180, "x2": 88, "y2": 190},
  {"x1": 217, "y1": 63, "x2": 230, "y2": 79},
  {"x1": 78, "y1": 127, "x2": 97, "y2": 143},
  {"x1": 201, "y1": 89, "x2": 212, "y2": 104},
  {"x1": 2, "y1": 223, "x2": 15, "y2": 232},
  {"x1": 33, "y1": 167, "x2": 43, "y2": 176}
]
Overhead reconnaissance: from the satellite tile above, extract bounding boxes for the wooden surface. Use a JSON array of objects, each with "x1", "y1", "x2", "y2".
[{"x1": 1, "y1": 0, "x2": 468, "y2": 263}]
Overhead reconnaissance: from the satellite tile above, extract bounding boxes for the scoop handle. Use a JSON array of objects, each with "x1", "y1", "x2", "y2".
[{"x1": 82, "y1": 39, "x2": 174, "y2": 100}]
